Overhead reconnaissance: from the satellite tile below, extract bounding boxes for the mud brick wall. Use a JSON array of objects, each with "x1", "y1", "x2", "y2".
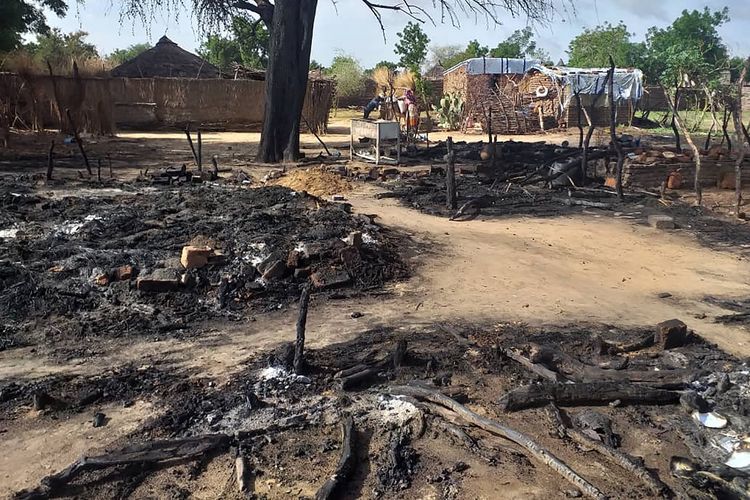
[
  {"x1": 1, "y1": 73, "x2": 335, "y2": 133},
  {"x1": 621, "y1": 159, "x2": 750, "y2": 189},
  {"x1": 638, "y1": 86, "x2": 707, "y2": 112},
  {"x1": 443, "y1": 66, "x2": 468, "y2": 100}
]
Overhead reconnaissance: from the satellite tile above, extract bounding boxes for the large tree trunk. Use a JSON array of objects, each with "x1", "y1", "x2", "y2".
[{"x1": 257, "y1": 0, "x2": 318, "y2": 163}]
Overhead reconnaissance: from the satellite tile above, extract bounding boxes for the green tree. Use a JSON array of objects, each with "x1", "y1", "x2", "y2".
[
  {"x1": 198, "y1": 35, "x2": 241, "y2": 72},
  {"x1": 643, "y1": 7, "x2": 730, "y2": 86},
  {"x1": 394, "y1": 21, "x2": 429, "y2": 70},
  {"x1": 309, "y1": 59, "x2": 324, "y2": 71},
  {"x1": 107, "y1": 42, "x2": 152, "y2": 65},
  {"x1": 0, "y1": 0, "x2": 67, "y2": 53},
  {"x1": 26, "y1": 29, "x2": 98, "y2": 69},
  {"x1": 374, "y1": 60, "x2": 397, "y2": 72},
  {"x1": 567, "y1": 22, "x2": 640, "y2": 68},
  {"x1": 640, "y1": 8, "x2": 733, "y2": 205},
  {"x1": 326, "y1": 54, "x2": 364, "y2": 100},
  {"x1": 198, "y1": 16, "x2": 268, "y2": 71},
  {"x1": 231, "y1": 17, "x2": 269, "y2": 69},
  {"x1": 465, "y1": 39, "x2": 489, "y2": 58},
  {"x1": 489, "y1": 27, "x2": 539, "y2": 59}
]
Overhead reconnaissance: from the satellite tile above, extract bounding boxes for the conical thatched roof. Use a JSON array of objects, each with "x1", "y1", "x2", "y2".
[{"x1": 111, "y1": 36, "x2": 221, "y2": 79}]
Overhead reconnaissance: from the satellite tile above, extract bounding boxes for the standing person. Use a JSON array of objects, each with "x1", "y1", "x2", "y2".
[{"x1": 364, "y1": 94, "x2": 385, "y2": 119}]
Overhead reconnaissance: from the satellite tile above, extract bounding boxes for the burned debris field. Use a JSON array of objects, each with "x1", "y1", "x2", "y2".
[
  {"x1": 0, "y1": 179, "x2": 408, "y2": 358},
  {"x1": 0, "y1": 143, "x2": 749, "y2": 500}
]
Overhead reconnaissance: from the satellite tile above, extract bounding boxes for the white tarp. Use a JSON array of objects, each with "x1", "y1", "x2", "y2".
[{"x1": 556, "y1": 67, "x2": 644, "y2": 104}]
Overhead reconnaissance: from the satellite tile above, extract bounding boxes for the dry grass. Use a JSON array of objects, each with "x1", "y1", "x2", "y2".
[
  {"x1": 0, "y1": 51, "x2": 112, "y2": 77},
  {"x1": 372, "y1": 66, "x2": 394, "y2": 93},
  {"x1": 395, "y1": 70, "x2": 416, "y2": 92}
]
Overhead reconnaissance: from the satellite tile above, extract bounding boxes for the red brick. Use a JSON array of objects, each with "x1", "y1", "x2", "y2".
[
  {"x1": 181, "y1": 246, "x2": 212, "y2": 269},
  {"x1": 656, "y1": 319, "x2": 687, "y2": 349}
]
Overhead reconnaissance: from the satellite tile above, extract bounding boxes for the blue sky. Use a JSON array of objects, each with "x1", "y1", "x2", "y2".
[{"x1": 45, "y1": 1, "x2": 750, "y2": 67}]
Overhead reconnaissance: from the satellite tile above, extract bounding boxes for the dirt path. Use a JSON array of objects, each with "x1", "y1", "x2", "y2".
[{"x1": 349, "y1": 187, "x2": 750, "y2": 354}]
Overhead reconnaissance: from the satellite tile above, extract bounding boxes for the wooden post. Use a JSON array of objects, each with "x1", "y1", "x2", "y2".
[
  {"x1": 97, "y1": 159, "x2": 102, "y2": 182},
  {"x1": 446, "y1": 136, "x2": 457, "y2": 209},
  {"x1": 46, "y1": 141, "x2": 55, "y2": 181},
  {"x1": 184, "y1": 126, "x2": 199, "y2": 166},
  {"x1": 197, "y1": 130, "x2": 203, "y2": 172},
  {"x1": 65, "y1": 108, "x2": 91, "y2": 175},
  {"x1": 575, "y1": 92, "x2": 584, "y2": 149},
  {"x1": 293, "y1": 284, "x2": 312, "y2": 374},
  {"x1": 211, "y1": 155, "x2": 219, "y2": 178},
  {"x1": 487, "y1": 106, "x2": 492, "y2": 145},
  {"x1": 581, "y1": 71, "x2": 611, "y2": 181},
  {"x1": 608, "y1": 57, "x2": 625, "y2": 199}
]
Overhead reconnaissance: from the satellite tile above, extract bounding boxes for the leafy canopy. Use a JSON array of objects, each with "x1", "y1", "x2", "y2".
[
  {"x1": 25, "y1": 29, "x2": 98, "y2": 69},
  {"x1": 326, "y1": 54, "x2": 364, "y2": 99},
  {"x1": 394, "y1": 21, "x2": 429, "y2": 70},
  {"x1": 567, "y1": 22, "x2": 641, "y2": 68},
  {"x1": 643, "y1": 7, "x2": 730, "y2": 88},
  {"x1": 0, "y1": 0, "x2": 67, "y2": 53},
  {"x1": 107, "y1": 43, "x2": 152, "y2": 65},
  {"x1": 198, "y1": 16, "x2": 269, "y2": 71}
]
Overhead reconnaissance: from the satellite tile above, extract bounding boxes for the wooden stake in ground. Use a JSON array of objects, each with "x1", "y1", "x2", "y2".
[
  {"x1": 197, "y1": 130, "x2": 203, "y2": 172},
  {"x1": 184, "y1": 125, "x2": 199, "y2": 167},
  {"x1": 97, "y1": 159, "x2": 102, "y2": 182},
  {"x1": 731, "y1": 58, "x2": 749, "y2": 217},
  {"x1": 663, "y1": 86, "x2": 703, "y2": 206},
  {"x1": 609, "y1": 56, "x2": 625, "y2": 199},
  {"x1": 446, "y1": 136, "x2": 457, "y2": 209},
  {"x1": 390, "y1": 384, "x2": 606, "y2": 500},
  {"x1": 575, "y1": 90, "x2": 584, "y2": 149},
  {"x1": 580, "y1": 71, "x2": 611, "y2": 180},
  {"x1": 212, "y1": 155, "x2": 219, "y2": 178},
  {"x1": 294, "y1": 283, "x2": 312, "y2": 374},
  {"x1": 608, "y1": 57, "x2": 625, "y2": 199},
  {"x1": 315, "y1": 416, "x2": 356, "y2": 499},
  {"x1": 46, "y1": 140, "x2": 55, "y2": 181},
  {"x1": 65, "y1": 108, "x2": 92, "y2": 176}
]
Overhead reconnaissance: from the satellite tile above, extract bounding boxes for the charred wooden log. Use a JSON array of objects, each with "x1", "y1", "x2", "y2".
[
  {"x1": 498, "y1": 382, "x2": 680, "y2": 412},
  {"x1": 315, "y1": 416, "x2": 356, "y2": 500}
]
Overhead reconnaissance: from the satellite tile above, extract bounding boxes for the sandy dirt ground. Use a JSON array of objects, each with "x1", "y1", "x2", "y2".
[{"x1": 1, "y1": 121, "x2": 749, "y2": 497}]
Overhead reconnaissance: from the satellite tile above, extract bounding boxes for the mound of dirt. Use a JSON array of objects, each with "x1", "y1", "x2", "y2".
[{"x1": 272, "y1": 166, "x2": 352, "y2": 198}]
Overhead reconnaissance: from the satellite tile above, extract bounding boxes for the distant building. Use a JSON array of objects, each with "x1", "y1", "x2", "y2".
[{"x1": 111, "y1": 36, "x2": 221, "y2": 79}]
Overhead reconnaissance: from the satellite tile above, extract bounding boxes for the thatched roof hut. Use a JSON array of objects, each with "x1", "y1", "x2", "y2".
[{"x1": 111, "y1": 36, "x2": 220, "y2": 79}]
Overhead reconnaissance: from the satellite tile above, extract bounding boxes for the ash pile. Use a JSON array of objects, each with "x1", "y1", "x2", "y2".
[{"x1": 0, "y1": 179, "x2": 407, "y2": 351}]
